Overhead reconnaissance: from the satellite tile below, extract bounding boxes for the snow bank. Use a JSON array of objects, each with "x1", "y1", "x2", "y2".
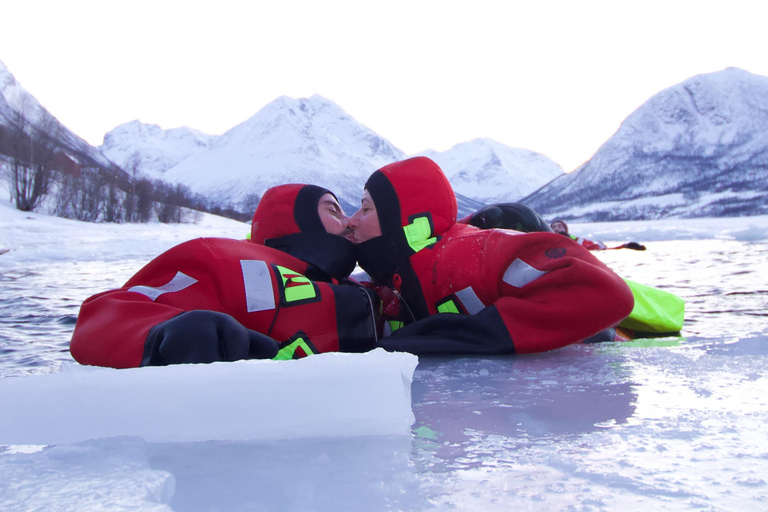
[
  {"x1": 0, "y1": 349, "x2": 418, "y2": 445},
  {"x1": 0, "y1": 196, "x2": 249, "y2": 269}
]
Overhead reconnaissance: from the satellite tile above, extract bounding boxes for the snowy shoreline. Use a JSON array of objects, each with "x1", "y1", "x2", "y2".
[{"x1": 3, "y1": 196, "x2": 767, "y2": 270}]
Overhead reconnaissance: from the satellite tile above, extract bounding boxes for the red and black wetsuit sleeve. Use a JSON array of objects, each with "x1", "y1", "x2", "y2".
[
  {"x1": 70, "y1": 239, "x2": 235, "y2": 368},
  {"x1": 487, "y1": 233, "x2": 632, "y2": 352}
]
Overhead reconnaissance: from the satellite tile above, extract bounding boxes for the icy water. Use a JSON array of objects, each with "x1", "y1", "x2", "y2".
[
  {"x1": 0, "y1": 259, "x2": 149, "y2": 377},
  {"x1": 1, "y1": 239, "x2": 765, "y2": 375},
  {"x1": 1, "y1": 239, "x2": 768, "y2": 511}
]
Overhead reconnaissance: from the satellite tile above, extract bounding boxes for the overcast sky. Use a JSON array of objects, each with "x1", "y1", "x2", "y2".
[{"x1": 2, "y1": 0, "x2": 766, "y2": 171}]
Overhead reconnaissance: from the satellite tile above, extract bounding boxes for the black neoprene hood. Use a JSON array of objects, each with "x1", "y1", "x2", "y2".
[
  {"x1": 294, "y1": 185, "x2": 331, "y2": 233},
  {"x1": 354, "y1": 171, "x2": 412, "y2": 284}
]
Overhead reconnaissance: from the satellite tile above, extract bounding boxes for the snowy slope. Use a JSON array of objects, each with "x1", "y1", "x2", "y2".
[
  {"x1": 100, "y1": 120, "x2": 215, "y2": 177},
  {"x1": 523, "y1": 67, "x2": 768, "y2": 221},
  {"x1": 0, "y1": 59, "x2": 47, "y2": 127},
  {"x1": 420, "y1": 138, "x2": 563, "y2": 203},
  {"x1": 0, "y1": 59, "x2": 119, "y2": 171},
  {"x1": 158, "y1": 95, "x2": 406, "y2": 212}
]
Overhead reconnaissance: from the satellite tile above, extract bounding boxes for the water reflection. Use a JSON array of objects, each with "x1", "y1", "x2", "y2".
[
  {"x1": 149, "y1": 436, "x2": 421, "y2": 512},
  {"x1": 411, "y1": 346, "x2": 638, "y2": 472}
]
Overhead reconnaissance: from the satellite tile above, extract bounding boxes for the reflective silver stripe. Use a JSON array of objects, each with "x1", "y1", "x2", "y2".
[
  {"x1": 128, "y1": 271, "x2": 197, "y2": 301},
  {"x1": 240, "y1": 260, "x2": 276, "y2": 313},
  {"x1": 455, "y1": 286, "x2": 485, "y2": 315},
  {"x1": 502, "y1": 259, "x2": 547, "y2": 288}
]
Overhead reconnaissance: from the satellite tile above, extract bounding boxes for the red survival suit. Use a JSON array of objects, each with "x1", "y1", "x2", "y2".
[
  {"x1": 70, "y1": 185, "x2": 377, "y2": 368},
  {"x1": 355, "y1": 157, "x2": 635, "y2": 355}
]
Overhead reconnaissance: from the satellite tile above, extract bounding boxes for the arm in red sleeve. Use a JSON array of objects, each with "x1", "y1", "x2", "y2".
[
  {"x1": 70, "y1": 239, "x2": 232, "y2": 368},
  {"x1": 490, "y1": 232, "x2": 633, "y2": 353},
  {"x1": 382, "y1": 231, "x2": 633, "y2": 356},
  {"x1": 70, "y1": 289, "x2": 186, "y2": 368}
]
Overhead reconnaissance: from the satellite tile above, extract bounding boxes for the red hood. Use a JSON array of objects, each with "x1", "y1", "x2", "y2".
[
  {"x1": 356, "y1": 156, "x2": 458, "y2": 282},
  {"x1": 250, "y1": 184, "x2": 355, "y2": 281},
  {"x1": 251, "y1": 184, "x2": 328, "y2": 244},
  {"x1": 372, "y1": 156, "x2": 457, "y2": 238}
]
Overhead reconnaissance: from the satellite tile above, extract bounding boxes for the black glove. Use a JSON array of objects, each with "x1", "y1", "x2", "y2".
[
  {"x1": 622, "y1": 242, "x2": 646, "y2": 251},
  {"x1": 468, "y1": 203, "x2": 553, "y2": 233},
  {"x1": 141, "y1": 310, "x2": 279, "y2": 366},
  {"x1": 381, "y1": 306, "x2": 514, "y2": 355}
]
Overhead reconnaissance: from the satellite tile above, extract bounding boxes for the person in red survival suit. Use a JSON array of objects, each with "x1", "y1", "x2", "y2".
[
  {"x1": 346, "y1": 156, "x2": 635, "y2": 355},
  {"x1": 550, "y1": 219, "x2": 646, "y2": 251},
  {"x1": 70, "y1": 184, "x2": 378, "y2": 369}
]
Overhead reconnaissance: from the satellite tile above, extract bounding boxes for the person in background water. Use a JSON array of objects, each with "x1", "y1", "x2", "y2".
[
  {"x1": 70, "y1": 184, "x2": 379, "y2": 369},
  {"x1": 460, "y1": 202, "x2": 553, "y2": 233},
  {"x1": 347, "y1": 156, "x2": 635, "y2": 356},
  {"x1": 551, "y1": 219, "x2": 646, "y2": 251}
]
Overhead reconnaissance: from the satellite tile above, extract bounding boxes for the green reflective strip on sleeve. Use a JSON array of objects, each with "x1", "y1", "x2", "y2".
[
  {"x1": 403, "y1": 216, "x2": 437, "y2": 253},
  {"x1": 437, "y1": 300, "x2": 461, "y2": 314},
  {"x1": 619, "y1": 279, "x2": 685, "y2": 333},
  {"x1": 273, "y1": 337, "x2": 317, "y2": 360}
]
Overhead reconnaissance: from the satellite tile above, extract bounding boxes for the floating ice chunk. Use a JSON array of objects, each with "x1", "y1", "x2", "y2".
[{"x1": 0, "y1": 349, "x2": 418, "y2": 445}]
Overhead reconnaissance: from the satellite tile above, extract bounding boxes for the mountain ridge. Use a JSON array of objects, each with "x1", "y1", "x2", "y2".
[
  {"x1": 522, "y1": 67, "x2": 768, "y2": 220},
  {"x1": 99, "y1": 96, "x2": 553, "y2": 216}
]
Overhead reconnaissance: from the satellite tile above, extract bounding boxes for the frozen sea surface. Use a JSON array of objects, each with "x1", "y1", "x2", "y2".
[{"x1": 1, "y1": 202, "x2": 767, "y2": 511}]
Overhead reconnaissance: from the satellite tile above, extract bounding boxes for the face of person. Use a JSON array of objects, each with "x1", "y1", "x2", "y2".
[
  {"x1": 348, "y1": 190, "x2": 382, "y2": 244},
  {"x1": 550, "y1": 221, "x2": 568, "y2": 235},
  {"x1": 317, "y1": 193, "x2": 354, "y2": 241}
]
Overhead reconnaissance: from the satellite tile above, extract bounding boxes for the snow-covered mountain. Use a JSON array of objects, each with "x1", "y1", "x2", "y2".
[
  {"x1": 0, "y1": 59, "x2": 118, "y2": 171},
  {"x1": 523, "y1": 68, "x2": 768, "y2": 221},
  {"x1": 0, "y1": 60, "x2": 46, "y2": 129},
  {"x1": 100, "y1": 103, "x2": 555, "y2": 217},
  {"x1": 100, "y1": 120, "x2": 215, "y2": 177},
  {"x1": 152, "y1": 95, "x2": 407, "y2": 213},
  {"x1": 420, "y1": 139, "x2": 563, "y2": 203}
]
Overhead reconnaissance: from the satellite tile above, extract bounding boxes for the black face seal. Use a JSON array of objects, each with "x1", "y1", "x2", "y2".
[
  {"x1": 265, "y1": 185, "x2": 356, "y2": 281},
  {"x1": 266, "y1": 232, "x2": 356, "y2": 282},
  {"x1": 354, "y1": 171, "x2": 413, "y2": 284}
]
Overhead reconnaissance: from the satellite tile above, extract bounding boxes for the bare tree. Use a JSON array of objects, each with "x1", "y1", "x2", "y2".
[
  {"x1": 102, "y1": 180, "x2": 123, "y2": 223},
  {"x1": 153, "y1": 180, "x2": 198, "y2": 223},
  {"x1": 134, "y1": 178, "x2": 154, "y2": 223},
  {"x1": 240, "y1": 191, "x2": 261, "y2": 217},
  {"x1": 53, "y1": 167, "x2": 105, "y2": 221},
  {"x1": 3, "y1": 100, "x2": 59, "y2": 211},
  {"x1": 122, "y1": 151, "x2": 144, "y2": 222}
]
